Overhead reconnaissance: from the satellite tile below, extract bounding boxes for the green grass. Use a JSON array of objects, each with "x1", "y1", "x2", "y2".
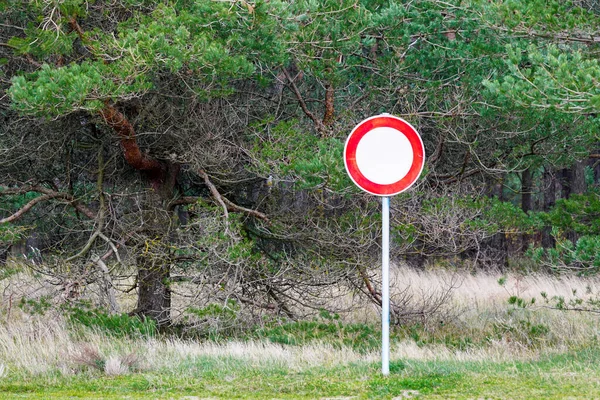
[
  {"x1": 5, "y1": 268, "x2": 600, "y2": 399},
  {"x1": 253, "y1": 320, "x2": 388, "y2": 352},
  {"x1": 3, "y1": 347, "x2": 600, "y2": 399}
]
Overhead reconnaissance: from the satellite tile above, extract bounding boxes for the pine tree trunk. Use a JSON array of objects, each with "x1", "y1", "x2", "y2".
[
  {"x1": 100, "y1": 104, "x2": 178, "y2": 327},
  {"x1": 570, "y1": 161, "x2": 587, "y2": 244},
  {"x1": 136, "y1": 254, "x2": 171, "y2": 325},
  {"x1": 559, "y1": 167, "x2": 572, "y2": 199},
  {"x1": 572, "y1": 160, "x2": 587, "y2": 195},
  {"x1": 592, "y1": 149, "x2": 600, "y2": 185},
  {"x1": 542, "y1": 166, "x2": 556, "y2": 248},
  {"x1": 484, "y1": 176, "x2": 508, "y2": 270},
  {"x1": 559, "y1": 162, "x2": 587, "y2": 245},
  {"x1": 133, "y1": 163, "x2": 179, "y2": 327},
  {"x1": 521, "y1": 168, "x2": 532, "y2": 253}
]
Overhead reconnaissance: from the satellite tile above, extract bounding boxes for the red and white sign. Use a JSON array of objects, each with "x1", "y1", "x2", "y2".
[{"x1": 344, "y1": 114, "x2": 425, "y2": 196}]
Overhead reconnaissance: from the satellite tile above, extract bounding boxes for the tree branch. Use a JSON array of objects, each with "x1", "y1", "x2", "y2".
[
  {"x1": 198, "y1": 170, "x2": 229, "y2": 222},
  {"x1": 99, "y1": 103, "x2": 164, "y2": 173},
  {"x1": 196, "y1": 170, "x2": 269, "y2": 223},
  {"x1": 68, "y1": 16, "x2": 99, "y2": 56},
  {"x1": 0, "y1": 185, "x2": 97, "y2": 222},
  {"x1": 66, "y1": 146, "x2": 107, "y2": 262},
  {"x1": 68, "y1": 16, "x2": 86, "y2": 41},
  {"x1": 322, "y1": 81, "x2": 335, "y2": 128},
  {"x1": 0, "y1": 193, "x2": 68, "y2": 224},
  {"x1": 283, "y1": 68, "x2": 326, "y2": 134},
  {"x1": 98, "y1": 232, "x2": 122, "y2": 264},
  {"x1": 33, "y1": 186, "x2": 97, "y2": 219},
  {"x1": 429, "y1": 131, "x2": 447, "y2": 166},
  {"x1": 169, "y1": 196, "x2": 199, "y2": 208},
  {"x1": 91, "y1": 254, "x2": 119, "y2": 314},
  {"x1": 440, "y1": 168, "x2": 481, "y2": 185},
  {"x1": 357, "y1": 266, "x2": 382, "y2": 306},
  {"x1": 492, "y1": 24, "x2": 600, "y2": 45},
  {"x1": 222, "y1": 196, "x2": 269, "y2": 223}
]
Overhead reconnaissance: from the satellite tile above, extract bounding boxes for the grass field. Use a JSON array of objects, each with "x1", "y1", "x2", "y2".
[
  {"x1": 3, "y1": 345, "x2": 600, "y2": 399},
  {"x1": 3, "y1": 266, "x2": 600, "y2": 399}
]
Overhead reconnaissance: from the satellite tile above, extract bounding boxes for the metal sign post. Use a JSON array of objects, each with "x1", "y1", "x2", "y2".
[
  {"x1": 343, "y1": 114, "x2": 425, "y2": 376},
  {"x1": 381, "y1": 196, "x2": 390, "y2": 375}
]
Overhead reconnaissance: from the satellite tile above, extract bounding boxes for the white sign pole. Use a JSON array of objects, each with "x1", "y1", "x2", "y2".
[{"x1": 382, "y1": 196, "x2": 390, "y2": 376}]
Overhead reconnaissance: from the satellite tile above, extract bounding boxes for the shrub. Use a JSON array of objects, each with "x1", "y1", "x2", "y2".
[
  {"x1": 64, "y1": 302, "x2": 156, "y2": 338},
  {"x1": 254, "y1": 319, "x2": 389, "y2": 353},
  {"x1": 71, "y1": 344, "x2": 139, "y2": 375}
]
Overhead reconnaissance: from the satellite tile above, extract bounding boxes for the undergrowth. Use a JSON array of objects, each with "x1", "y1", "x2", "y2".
[{"x1": 63, "y1": 301, "x2": 157, "y2": 338}]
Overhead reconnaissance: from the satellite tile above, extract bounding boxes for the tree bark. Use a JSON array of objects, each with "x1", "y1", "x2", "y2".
[
  {"x1": 542, "y1": 165, "x2": 556, "y2": 248},
  {"x1": 560, "y1": 161, "x2": 587, "y2": 245},
  {"x1": 322, "y1": 82, "x2": 335, "y2": 127},
  {"x1": 572, "y1": 160, "x2": 587, "y2": 196},
  {"x1": 135, "y1": 253, "x2": 171, "y2": 325},
  {"x1": 521, "y1": 167, "x2": 533, "y2": 253},
  {"x1": 482, "y1": 175, "x2": 508, "y2": 270},
  {"x1": 571, "y1": 161, "x2": 587, "y2": 244},
  {"x1": 559, "y1": 167, "x2": 573, "y2": 199},
  {"x1": 99, "y1": 104, "x2": 165, "y2": 186},
  {"x1": 99, "y1": 103, "x2": 175, "y2": 326},
  {"x1": 591, "y1": 148, "x2": 600, "y2": 185}
]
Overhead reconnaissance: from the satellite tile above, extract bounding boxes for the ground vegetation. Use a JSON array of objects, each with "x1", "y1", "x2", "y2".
[{"x1": 1, "y1": 0, "x2": 600, "y2": 340}]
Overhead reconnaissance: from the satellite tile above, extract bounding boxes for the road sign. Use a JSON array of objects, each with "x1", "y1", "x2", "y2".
[
  {"x1": 344, "y1": 114, "x2": 424, "y2": 196},
  {"x1": 343, "y1": 114, "x2": 425, "y2": 376}
]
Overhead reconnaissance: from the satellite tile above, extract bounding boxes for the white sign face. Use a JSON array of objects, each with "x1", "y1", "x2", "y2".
[
  {"x1": 355, "y1": 127, "x2": 414, "y2": 185},
  {"x1": 344, "y1": 114, "x2": 425, "y2": 196}
]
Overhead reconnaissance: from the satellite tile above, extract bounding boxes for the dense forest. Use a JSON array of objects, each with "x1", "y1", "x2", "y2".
[{"x1": 1, "y1": 0, "x2": 600, "y2": 329}]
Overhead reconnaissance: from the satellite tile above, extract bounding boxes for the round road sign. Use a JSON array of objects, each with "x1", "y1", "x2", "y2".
[{"x1": 344, "y1": 114, "x2": 425, "y2": 196}]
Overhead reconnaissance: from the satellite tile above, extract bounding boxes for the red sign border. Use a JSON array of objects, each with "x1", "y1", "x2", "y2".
[{"x1": 344, "y1": 115, "x2": 425, "y2": 196}]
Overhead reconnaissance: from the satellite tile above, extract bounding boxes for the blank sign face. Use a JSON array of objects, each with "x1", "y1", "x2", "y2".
[
  {"x1": 355, "y1": 127, "x2": 413, "y2": 185},
  {"x1": 344, "y1": 114, "x2": 425, "y2": 196}
]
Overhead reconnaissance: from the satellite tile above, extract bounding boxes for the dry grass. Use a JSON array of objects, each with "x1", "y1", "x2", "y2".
[
  {"x1": 380, "y1": 265, "x2": 600, "y2": 316},
  {"x1": 0, "y1": 315, "x2": 545, "y2": 379},
  {"x1": 2, "y1": 265, "x2": 600, "y2": 378},
  {"x1": 342, "y1": 265, "x2": 600, "y2": 360}
]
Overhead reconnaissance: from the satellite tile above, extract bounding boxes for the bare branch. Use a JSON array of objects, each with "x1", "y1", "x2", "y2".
[
  {"x1": 91, "y1": 254, "x2": 119, "y2": 314},
  {"x1": 66, "y1": 231, "x2": 101, "y2": 262},
  {"x1": 98, "y1": 233, "x2": 122, "y2": 264},
  {"x1": 357, "y1": 266, "x2": 382, "y2": 306},
  {"x1": 222, "y1": 196, "x2": 269, "y2": 223},
  {"x1": 322, "y1": 81, "x2": 335, "y2": 127},
  {"x1": 169, "y1": 196, "x2": 198, "y2": 208},
  {"x1": 0, "y1": 192, "x2": 69, "y2": 223},
  {"x1": 0, "y1": 185, "x2": 97, "y2": 220},
  {"x1": 283, "y1": 68, "x2": 326, "y2": 134},
  {"x1": 196, "y1": 170, "x2": 269, "y2": 222},
  {"x1": 67, "y1": 146, "x2": 106, "y2": 262},
  {"x1": 197, "y1": 169, "x2": 229, "y2": 222}
]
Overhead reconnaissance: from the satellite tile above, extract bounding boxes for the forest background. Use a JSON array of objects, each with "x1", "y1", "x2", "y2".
[{"x1": 3, "y1": 0, "x2": 600, "y2": 398}]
